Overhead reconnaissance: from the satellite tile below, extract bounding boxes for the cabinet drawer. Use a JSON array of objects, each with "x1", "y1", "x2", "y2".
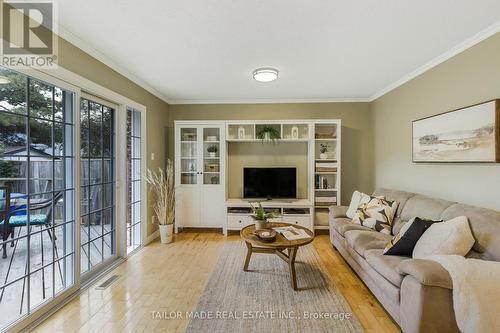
[
  {"x1": 227, "y1": 215, "x2": 254, "y2": 229},
  {"x1": 282, "y1": 216, "x2": 311, "y2": 230}
]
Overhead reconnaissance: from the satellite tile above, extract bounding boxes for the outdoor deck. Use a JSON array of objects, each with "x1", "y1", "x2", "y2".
[{"x1": 0, "y1": 224, "x2": 111, "y2": 329}]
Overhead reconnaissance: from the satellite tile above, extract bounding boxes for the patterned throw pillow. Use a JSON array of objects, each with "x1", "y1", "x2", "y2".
[
  {"x1": 352, "y1": 196, "x2": 399, "y2": 234},
  {"x1": 383, "y1": 217, "x2": 440, "y2": 256}
]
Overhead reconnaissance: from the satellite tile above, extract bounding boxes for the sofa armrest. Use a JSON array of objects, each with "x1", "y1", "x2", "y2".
[
  {"x1": 329, "y1": 205, "x2": 349, "y2": 218},
  {"x1": 397, "y1": 259, "x2": 452, "y2": 289}
]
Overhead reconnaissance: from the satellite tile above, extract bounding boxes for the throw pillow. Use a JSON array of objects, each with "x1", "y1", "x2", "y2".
[
  {"x1": 346, "y1": 191, "x2": 371, "y2": 219},
  {"x1": 384, "y1": 217, "x2": 441, "y2": 256},
  {"x1": 412, "y1": 216, "x2": 475, "y2": 259},
  {"x1": 352, "y1": 196, "x2": 399, "y2": 235}
]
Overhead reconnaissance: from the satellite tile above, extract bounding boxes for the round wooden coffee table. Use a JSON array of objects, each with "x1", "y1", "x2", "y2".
[{"x1": 240, "y1": 222, "x2": 314, "y2": 290}]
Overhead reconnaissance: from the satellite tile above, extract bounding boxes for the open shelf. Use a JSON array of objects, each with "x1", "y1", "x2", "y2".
[{"x1": 313, "y1": 121, "x2": 340, "y2": 229}]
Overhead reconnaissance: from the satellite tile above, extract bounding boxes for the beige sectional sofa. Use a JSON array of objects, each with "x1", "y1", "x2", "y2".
[{"x1": 329, "y1": 188, "x2": 500, "y2": 333}]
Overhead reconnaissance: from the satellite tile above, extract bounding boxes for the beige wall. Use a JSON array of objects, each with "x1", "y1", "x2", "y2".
[
  {"x1": 57, "y1": 38, "x2": 170, "y2": 237},
  {"x1": 372, "y1": 32, "x2": 500, "y2": 211},
  {"x1": 169, "y1": 103, "x2": 374, "y2": 205}
]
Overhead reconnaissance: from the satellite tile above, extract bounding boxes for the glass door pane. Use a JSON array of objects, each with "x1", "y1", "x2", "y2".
[
  {"x1": 0, "y1": 67, "x2": 75, "y2": 329},
  {"x1": 180, "y1": 128, "x2": 198, "y2": 185},
  {"x1": 203, "y1": 127, "x2": 220, "y2": 185},
  {"x1": 126, "y1": 109, "x2": 142, "y2": 254},
  {"x1": 80, "y1": 97, "x2": 115, "y2": 275}
]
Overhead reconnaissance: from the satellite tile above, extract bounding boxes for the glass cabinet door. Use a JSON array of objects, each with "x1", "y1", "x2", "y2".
[
  {"x1": 180, "y1": 128, "x2": 198, "y2": 184},
  {"x1": 202, "y1": 127, "x2": 221, "y2": 185}
]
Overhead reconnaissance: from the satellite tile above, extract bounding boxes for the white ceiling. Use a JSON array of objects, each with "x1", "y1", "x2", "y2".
[{"x1": 57, "y1": 0, "x2": 500, "y2": 104}]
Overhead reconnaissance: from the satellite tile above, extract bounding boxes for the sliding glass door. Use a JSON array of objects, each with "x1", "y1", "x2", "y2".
[
  {"x1": 79, "y1": 97, "x2": 116, "y2": 275},
  {"x1": 0, "y1": 65, "x2": 143, "y2": 331},
  {"x1": 0, "y1": 67, "x2": 75, "y2": 330}
]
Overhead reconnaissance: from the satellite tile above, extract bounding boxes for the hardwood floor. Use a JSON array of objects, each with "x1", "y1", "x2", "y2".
[{"x1": 33, "y1": 233, "x2": 400, "y2": 333}]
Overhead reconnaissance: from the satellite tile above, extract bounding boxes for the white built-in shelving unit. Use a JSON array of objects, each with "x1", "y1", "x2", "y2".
[{"x1": 175, "y1": 119, "x2": 341, "y2": 234}]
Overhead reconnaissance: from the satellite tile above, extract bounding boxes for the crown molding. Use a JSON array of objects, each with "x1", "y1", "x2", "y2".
[
  {"x1": 169, "y1": 97, "x2": 370, "y2": 105},
  {"x1": 57, "y1": 25, "x2": 172, "y2": 104},
  {"x1": 369, "y1": 20, "x2": 500, "y2": 101}
]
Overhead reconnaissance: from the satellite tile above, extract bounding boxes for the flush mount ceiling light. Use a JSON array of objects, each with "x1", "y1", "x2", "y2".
[{"x1": 253, "y1": 67, "x2": 279, "y2": 83}]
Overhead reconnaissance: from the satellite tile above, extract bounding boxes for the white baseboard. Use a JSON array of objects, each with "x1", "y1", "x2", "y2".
[{"x1": 145, "y1": 230, "x2": 160, "y2": 245}]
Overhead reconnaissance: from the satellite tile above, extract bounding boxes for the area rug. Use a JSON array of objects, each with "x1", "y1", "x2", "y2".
[{"x1": 185, "y1": 241, "x2": 364, "y2": 332}]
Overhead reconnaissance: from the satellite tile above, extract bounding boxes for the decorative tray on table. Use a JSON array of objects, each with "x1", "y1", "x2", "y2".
[{"x1": 254, "y1": 229, "x2": 277, "y2": 242}]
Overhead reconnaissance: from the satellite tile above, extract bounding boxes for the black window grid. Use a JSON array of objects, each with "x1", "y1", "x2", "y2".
[
  {"x1": 126, "y1": 109, "x2": 141, "y2": 250},
  {"x1": 0, "y1": 69, "x2": 76, "y2": 317}
]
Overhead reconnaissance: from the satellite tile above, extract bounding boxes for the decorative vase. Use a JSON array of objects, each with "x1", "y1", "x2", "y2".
[
  {"x1": 291, "y1": 126, "x2": 299, "y2": 139},
  {"x1": 238, "y1": 126, "x2": 245, "y2": 139},
  {"x1": 209, "y1": 152, "x2": 216, "y2": 158},
  {"x1": 159, "y1": 224, "x2": 173, "y2": 244},
  {"x1": 264, "y1": 132, "x2": 270, "y2": 141},
  {"x1": 320, "y1": 153, "x2": 328, "y2": 160},
  {"x1": 255, "y1": 219, "x2": 267, "y2": 230}
]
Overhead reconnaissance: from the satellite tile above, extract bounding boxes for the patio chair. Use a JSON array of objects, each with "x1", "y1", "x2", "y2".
[
  {"x1": 0, "y1": 185, "x2": 11, "y2": 256},
  {"x1": 1, "y1": 191, "x2": 63, "y2": 259},
  {"x1": 0, "y1": 189, "x2": 65, "y2": 311}
]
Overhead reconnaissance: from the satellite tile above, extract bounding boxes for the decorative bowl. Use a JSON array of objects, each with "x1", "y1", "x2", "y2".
[{"x1": 255, "y1": 229, "x2": 277, "y2": 242}]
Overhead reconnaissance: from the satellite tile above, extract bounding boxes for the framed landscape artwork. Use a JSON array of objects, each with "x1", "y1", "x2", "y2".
[{"x1": 412, "y1": 100, "x2": 500, "y2": 163}]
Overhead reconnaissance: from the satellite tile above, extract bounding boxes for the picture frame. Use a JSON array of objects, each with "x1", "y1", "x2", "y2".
[{"x1": 412, "y1": 100, "x2": 500, "y2": 163}]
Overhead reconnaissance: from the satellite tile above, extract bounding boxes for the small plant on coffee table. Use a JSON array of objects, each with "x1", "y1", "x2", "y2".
[{"x1": 250, "y1": 202, "x2": 278, "y2": 230}]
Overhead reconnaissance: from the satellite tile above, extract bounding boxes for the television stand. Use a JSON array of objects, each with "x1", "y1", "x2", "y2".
[{"x1": 225, "y1": 198, "x2": 313, "y2": 235}]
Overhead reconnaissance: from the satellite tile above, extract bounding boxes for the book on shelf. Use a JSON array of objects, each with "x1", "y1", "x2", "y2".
[
  {"x1": 315, "y1": 162, "x2": 337, "y2": 167},
  {"x1": 315, "y1": 202, "x2": 336, "y2": 207},
  {"x1": 315, "y1": 162, "x2": 337, "y2": 172},
  {"x1": 316, "y1": 167, "x2": 337, "y2": 172},
  {"x1": 315, "y1": 175, "x2": 335, "y2": 189},
  {"x1": 315, "y1": 197, "x2": 337, "y2": 203},
  {"x1": 315, "y1": 133, "x2": 336, "y2": 139}
]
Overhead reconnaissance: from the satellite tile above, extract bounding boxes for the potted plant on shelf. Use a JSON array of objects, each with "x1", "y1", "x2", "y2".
[
  {"x1": 207, "y1": 145, "x2": 218, "y2": 158},
  {"x1": 256, "y1": 126, "x2": 280, "y2": 142},
  {"x1": 319, "y1": 143, "x2": 329, "y2": 160},
  {"x1": 250, "y1": 202, "x2": 279, "y2": 230},
  {"x1": 146, "y1": 160, "x2": 175, "y2": 244}
]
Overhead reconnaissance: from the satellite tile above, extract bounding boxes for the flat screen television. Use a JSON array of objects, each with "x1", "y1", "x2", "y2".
[{"x1": 243, "y1": 167, "x2": 296, "y2": 199}]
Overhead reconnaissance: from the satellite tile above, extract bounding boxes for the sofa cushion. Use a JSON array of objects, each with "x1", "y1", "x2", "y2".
[
  {"x1": 413, "y1": 216, "x2": 475, "y2": 259},
  {"x1": 365, "y1": 249, "x2": 409, "y2": 287},
  {"x1": 330, "y1": 217, "x2": 351, "y2": 234},
  {"x1": 373, "y1": 188, "x2": 416, "y2": 219},
  {"x1": 384, "y1": 217, "x2": 440, "y2": 256},
  {"x1": 330, "y1": 217, "x2": 372, "y2": 236},
  {"x1": 344, "y1": 230, "x2": 392, "y2": 258},
  {"x1": 340, "y1": 223, "x2": 372, "y2": 235},
  {"x1": 397, "y1": 259, "x2": 453, "y2": 289},
  {"x1": 329, "y1": 205, "x2": 349, "y2": 219},
  {"x1": 345, "y1": 246, "x2": 401, "y2": 305},
  {"x1": 372, "y1": 189, "x2": 416, "y2": 238},
  {"x1": 440, "y1": 203, "x2": 500, "y2": 261},
  {"x1": 346, "y1": 191, "x2": 371, "y2": 219},
  {"x1": 352, "y1": 196, "x2": 399, "y2": 234},
  {"x1": 400, "y1": 194, "x2": 455, "y2": 222}
]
